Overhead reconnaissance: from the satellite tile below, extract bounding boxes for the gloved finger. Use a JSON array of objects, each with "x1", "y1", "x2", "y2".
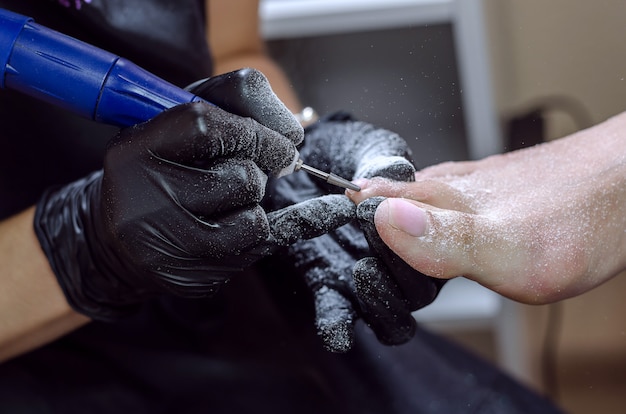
[
  {"x1": 140, "y1": 203, "x2": 271, "y2": 260},
  {"x1": 355, "y1": 155, "x2": 416, "y2": 181},
  {"x1": 288, "y1": 233, "x2": 361, "y2": 296},
  {"x1": 313, "y1": 286, "x2": 356, "y2": 353},
  {"x1": 133, "y1": 102, "x2": 298, "y2": 176},
  {"x1": 353, "y1": 257, "x2": 416, "y2": 345},
  {"x1": 331, "y1": 221, "x2": 371, "y2": 258},
  {"x1": 147, "y1": 258, "x2": 237, "y2": 298},
  {"x1": 199, "y1": 204, "x2": 272, "y2": 258},
  {"x1": 300, "y1": 120, "x2": 414, "y2": 181},
  {"x1": 265, "y1": 164, "x2": 323, "y2": 210},
  {"x1": 185, "y1": 68, "x2": 304, "y2": 146},
  {"x1": 109, "y1": 201, "x2": 271, "y2": 299},
  {"x1": 156, "y1": 157, "x2": 267, "y2": 216},
  {"x1": 239, "y1": 195, "x2": 358, "y2": 267},
  {"x1": 267, "y1": 194, "x2": 356, "y2": 246},
  {"x1": 357, "y1": 197, "x2": 446, "y2": 310},
  {"x1": 287, "y1": 235, "x2": 360, "y2": 352}
]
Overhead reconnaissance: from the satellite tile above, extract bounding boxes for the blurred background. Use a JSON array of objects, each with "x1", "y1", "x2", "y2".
[{"x1": 261, "y1": 1, "x2": 626, "y2": 412}]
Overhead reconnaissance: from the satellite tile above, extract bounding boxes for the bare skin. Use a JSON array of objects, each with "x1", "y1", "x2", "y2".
[
  {"x1": 208, "y1": 0, "x2": 302, "y2": 112},
  {"x1": 0, "y1": 0, "x2": 300, "y2": 362},
  {"x1": 0, "y1": 208, "x2": 89, "y2": 362},
  {"x1": 348, "y1": 111, "x2": 626, "y2": 304}
]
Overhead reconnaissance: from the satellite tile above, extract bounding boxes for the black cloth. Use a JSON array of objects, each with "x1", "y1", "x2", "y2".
[
  {"x1": 0, "y1": 1, "x2": 563, "y2": 412},
  {"x1": 0, "y1": 269, "x2": 561, "y2": 414}
]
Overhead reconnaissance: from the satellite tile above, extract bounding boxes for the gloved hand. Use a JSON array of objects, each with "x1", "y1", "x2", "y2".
[
  {"x1": 34, "y1": 68, "x2": 355, "y2": 321},
  {"x1": 266, "y1": 112, "x2": 446, "y2": 352}
]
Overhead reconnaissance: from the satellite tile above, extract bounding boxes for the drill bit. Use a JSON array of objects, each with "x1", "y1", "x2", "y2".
[{"x1": 294, "y1": 159, "x2": 361, "y2": 192}]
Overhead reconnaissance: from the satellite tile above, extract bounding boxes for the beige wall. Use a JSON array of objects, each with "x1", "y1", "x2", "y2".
[{"x1": 485, "y1": 0, "x2": 626, "y2": 139}]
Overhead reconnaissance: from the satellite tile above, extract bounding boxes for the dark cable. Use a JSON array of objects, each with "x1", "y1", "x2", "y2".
[{"x1": 542, "y1": 301, "x2": 563, "y2": 401}]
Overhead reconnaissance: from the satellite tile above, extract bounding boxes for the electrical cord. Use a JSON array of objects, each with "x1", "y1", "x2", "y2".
[{"x1": 542, "y1": 301, "x2": 563, "y2": 401}]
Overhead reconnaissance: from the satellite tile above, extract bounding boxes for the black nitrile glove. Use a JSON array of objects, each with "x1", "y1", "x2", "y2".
[
  {"x1": 267, "y1": 113, "x2": 445, "y2": 351},
  {"x1": 34, "y1": 69, "x2": 355, "y2": 321}
]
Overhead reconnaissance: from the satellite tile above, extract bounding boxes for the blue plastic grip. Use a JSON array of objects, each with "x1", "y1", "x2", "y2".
[
  {"x1": 0, "y1": 9, "x2": 31, "y2": 89},
  {"x1": 0, "y1": 8, "x2": 201, "y2": 127}
]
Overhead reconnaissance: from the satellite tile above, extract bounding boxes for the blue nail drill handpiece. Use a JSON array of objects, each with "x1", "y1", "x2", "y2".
[
  {"x1": 0, "y1": 8, "x2": 360, "y2": 191},
  {"x1": 0, "y1": 8, "x2": 202, "y2": 128}
]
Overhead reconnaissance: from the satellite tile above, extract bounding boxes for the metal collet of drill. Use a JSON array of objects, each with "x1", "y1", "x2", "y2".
[{"x1": 294, "y1": 160, "x2": 361, "y2": 192}]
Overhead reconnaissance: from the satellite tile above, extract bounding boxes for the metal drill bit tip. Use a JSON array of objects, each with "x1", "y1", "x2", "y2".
[
  {"x1": 327, "y1": 172, "x2": 362, "y2": 192},
  {"x1": 295, "y1": 160, "x2": 361, "y2": 192}
]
